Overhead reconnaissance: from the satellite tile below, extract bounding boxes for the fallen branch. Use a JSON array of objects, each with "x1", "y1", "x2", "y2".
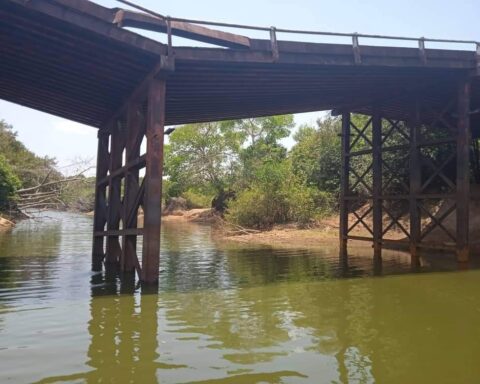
[{"x1": 17, "y1": 177, "x2": 84, "y2": 194}]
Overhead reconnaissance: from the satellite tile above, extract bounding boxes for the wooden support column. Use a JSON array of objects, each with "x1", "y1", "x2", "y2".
[
  {"x1": 456, "y1": 78, "x2": 471, "y2": 263},
  {"x1": 121, "y1": 102, "x2": 143, "y2": 273},
  {"x1": 339, "y1": 112, "x2": 351, "y2": 261},
  {"x1": 141, "y1": 77, "x2": 166, "y2": 284},
  {"x1": 105, "y1": 120, "x2": 125, "y2": 266},
  {"x1": 92, "y1": 130, "x2": 110, "y2": 271},
  {"x1": 372, "y1": 112, "x2": 383, "y2": 261},
  {"x1": 409, "y1": 102, "x2": 421, "y2": 266}
]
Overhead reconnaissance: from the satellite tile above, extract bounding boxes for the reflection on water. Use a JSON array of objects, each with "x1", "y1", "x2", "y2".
[{"x1": 0, "y1": 212, "x2": 480, "y2": 383}]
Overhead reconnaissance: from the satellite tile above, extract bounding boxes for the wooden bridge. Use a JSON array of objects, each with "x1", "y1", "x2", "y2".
[{"x1": 2, "y1": 0, "x2": 479, "y2": 283}]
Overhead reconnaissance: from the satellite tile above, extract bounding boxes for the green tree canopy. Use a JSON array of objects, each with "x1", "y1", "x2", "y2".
[
  {"x1": 290, "y1": 116, "x2": 342, "y2": 194},
  {"x1": 164, "y1": 121, "x2": 243, "y2": 197},
  {"x1": 0, "y1": 154, "x2": 21, "y2": 210},
  {"x1": 0, "y1": 120, "x2": 61, "y2": 189}
]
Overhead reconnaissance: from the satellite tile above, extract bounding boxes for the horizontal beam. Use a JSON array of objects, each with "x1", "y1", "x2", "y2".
[
  {"x1": 96, "y1": 154, "x2": 146, "y2": 187},
  {"x1": 343, "y1": 194, "x2": 456, "y2": 200},
  {"x1": 174, "y1": 44, "x2": 476, "y2": 69},
  {"x1": 114, "y1": 10, "x2": 251, "y2": 49},
  {"x1": 9, "y1": 0, "x2": 166, "y2": 56},
  {"x1": 94, "y1": 229, "x2": 144, "y2": 237}
]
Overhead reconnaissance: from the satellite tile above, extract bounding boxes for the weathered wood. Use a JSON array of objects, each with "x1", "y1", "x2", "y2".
[
  {"x1": 95, "y1": 229, "x2": 144, "y2": 236},
  {"x1": 456, "y1": 78, "x2": 471, "y2": 262},
  {"x1": 372, "y1": 112, "x2": 382, "y2": 260},
  {"x1": 101, "y1": 58, "x2": 173, "y2": 131},
  {"x1": 105, "y1": 119, "x2": 125, "y2": 265},
  {"x1": 113, "y1": 10, "x2": 251, "y2": 49},
  {"x1": 121, "y1": 101, "x2": 143, "y2": 273},
  {"x1": 96, "y1": 155, "x2": 146, "y2": 187},
  {"x1": 92, "y1": 130, "x2": 110, "y2": 271},
  {"x1": 141, "y1": 78, "x2": 166, "y2": 284},
  {"x1": 10, "y1": 0, "x2": 166, "y2": 56},
  {"x1": 409, "y1": 102, "x2": 421, "y2": 264},
  {"x1": 339, "y1": 113, "x2": 350, "y2": 256}
]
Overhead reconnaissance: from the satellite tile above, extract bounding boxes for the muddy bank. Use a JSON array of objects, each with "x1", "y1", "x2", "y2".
[
  {"x1": 221, "y1": 226, "x2": 340, "y2": 248},
  {"x1": 159, "y1": 207, "x2": 404, "y2": 249}
]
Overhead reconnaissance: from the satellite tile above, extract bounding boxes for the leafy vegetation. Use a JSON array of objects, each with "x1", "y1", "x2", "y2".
[
  {"x1": 164, "y1": 114, "x2": 340, "y2": 229},
  {"x1": 2, "y1": 111, "x2": 412, "y2": 228},
  {"x1": 0, "y1": 120, "x2": 92, "y2": 214},
  {"x1": 0, "y1": 153, "x2": 21, "y2": 210}
]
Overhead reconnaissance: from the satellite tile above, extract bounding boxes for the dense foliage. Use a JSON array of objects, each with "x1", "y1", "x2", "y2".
[
  {"x1": 0, "y1": 120, "x2": 61, "y2": 190},
  {"x1": 0, "y1": 120, "x2": 92, "y2": 213},
  {"x1": 0, "y1": 153, "x2": 21, "y2": 210},
  {"x1": 164, "y1": 114, "x2": 341, "y2": 228}
]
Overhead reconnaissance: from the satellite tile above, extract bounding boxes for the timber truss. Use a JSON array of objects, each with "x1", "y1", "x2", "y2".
[
  {"x1": 92, "y1": 77, "x2": 167, "y2": 283},
  {"x1": 340, "y1": 79, "x2": 472, "y2": 263}
]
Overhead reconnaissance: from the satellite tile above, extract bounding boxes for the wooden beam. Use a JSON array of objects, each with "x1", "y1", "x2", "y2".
[
  {"x1": 456, "y1": 78, "x2": 471, "y2": 263},
  {"x1": 95, "y1": 229, "x2": 144, "y2": 237},
  {"x1": 9, "y1": 0, "x2": 166, "y2": 56},
  {"x1": 141, "y1": 78, "x2": 166, "y2": 284},
  {"x1": 100, "y1": 56, "x2": 173, "y2": 132},
  {"x1": 121, "y1": 101, "x2": 143, "y2": 273},
  {"x1": 339, "y1": 112, "x2": 350, "y2": 258},
  {"x1": 372, "y1": 112, "x2": 383, "y2": 261},
  {"x1": 96, "y1": 155, "x2": 146, "y2": 187},
  {"x1": 409, "y1": 101, "x2": 421, "y2": 265},
  {"x1": 91, "y1": 130, "x2": 110, "y2": 271},
  {"x1": 114, "y1": 10, "x2": 251, "y2": 49},
  {"x1": 105, "y1": 118, "x2": 125, "y2": 265}
]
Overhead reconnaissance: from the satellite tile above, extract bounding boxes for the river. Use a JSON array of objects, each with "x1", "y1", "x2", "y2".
[{"x1": 0, "y1": 211, "x2": 479, "y2": 383}]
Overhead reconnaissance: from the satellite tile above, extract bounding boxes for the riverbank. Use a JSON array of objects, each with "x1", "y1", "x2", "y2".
[{"x1": 162, "y1": 208, "x2": 406, "y2": 249}]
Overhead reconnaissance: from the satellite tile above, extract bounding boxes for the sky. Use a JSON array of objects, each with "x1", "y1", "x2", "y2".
[{"x1": 1, "y1": 0, "x2": 478, "y2": 170}]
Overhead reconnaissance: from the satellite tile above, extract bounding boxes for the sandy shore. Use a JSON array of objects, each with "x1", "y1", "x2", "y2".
[{"x1": 162, "y1": 209, "x2": 406, "y2": 249}]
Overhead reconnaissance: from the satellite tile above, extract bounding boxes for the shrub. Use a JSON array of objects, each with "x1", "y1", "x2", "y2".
[
  {"x1": 226, "y1": 160, "x2": 334, "y2": 229},
  {"x1": 181, "y1": 189, "x2": 213, "y2": 209}
]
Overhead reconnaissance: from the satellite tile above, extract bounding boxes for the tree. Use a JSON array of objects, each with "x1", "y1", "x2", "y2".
[
  {"x1": 0, "y1": 120, "x2": 62, "y2": 189},
  {"x1": 0, "y1": 154, "x2": 21, "y2": 210},
  {"x1": 234, "y1": 115, "x2": 294, "y2": 186},
  {"x1": 235, "y1": 115, "x2": 294, "y2": 146},
  {"x1": 290, "y1": 116, "x2": 342, "y2": 194},
  {"x1": 0, "y1": 120, "x2": 94, "y2": 214},
  {"x1": 164, "y1": 121, "x2": 242, "y2": 201}
]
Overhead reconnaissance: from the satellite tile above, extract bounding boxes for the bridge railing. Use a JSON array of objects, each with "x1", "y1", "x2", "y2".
[{"x1": 115, "y1": 0, "x2": 479, "y2": 67}]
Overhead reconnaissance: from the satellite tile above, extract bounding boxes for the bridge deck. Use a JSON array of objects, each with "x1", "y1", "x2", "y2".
[{"x1": 1, "y1": 0, "x2": 479, "y2": 128}]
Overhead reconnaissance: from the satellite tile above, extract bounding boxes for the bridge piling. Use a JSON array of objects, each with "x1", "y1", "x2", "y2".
[
  {"x1": 339, "y1": 77, "x2": 472, "y2": 265},
  {"x1": 339, "y1": 113, "x2": 350, "y2": 257},
  {"x1": 91, "y1": 74, "x2": 167, "y2": 285},
  {"x1": 456, "y1": 78, "x2": 471, "y2": 263},
  {"x1": 92, "y1": 131, "x2": 109, "y2": 271},
  {"x1": 372, "y1": 111, "x2": 383, "y2": 262},
  {"x1": 141, "y1": 78, "x2": 166, "y2": 284},
  {"x1": 408, "y1": 101, "x2": 421, "y2": 267}
]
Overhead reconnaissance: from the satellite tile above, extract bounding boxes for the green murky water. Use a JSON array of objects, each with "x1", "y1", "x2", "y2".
[{"x1": 1, "y1": 212, "x2": 480, "y2": 383}]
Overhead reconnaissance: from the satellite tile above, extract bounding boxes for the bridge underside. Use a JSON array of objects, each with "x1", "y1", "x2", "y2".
[{"x1": 2, "y1": 0, "x2": 480, "y2": 283}]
